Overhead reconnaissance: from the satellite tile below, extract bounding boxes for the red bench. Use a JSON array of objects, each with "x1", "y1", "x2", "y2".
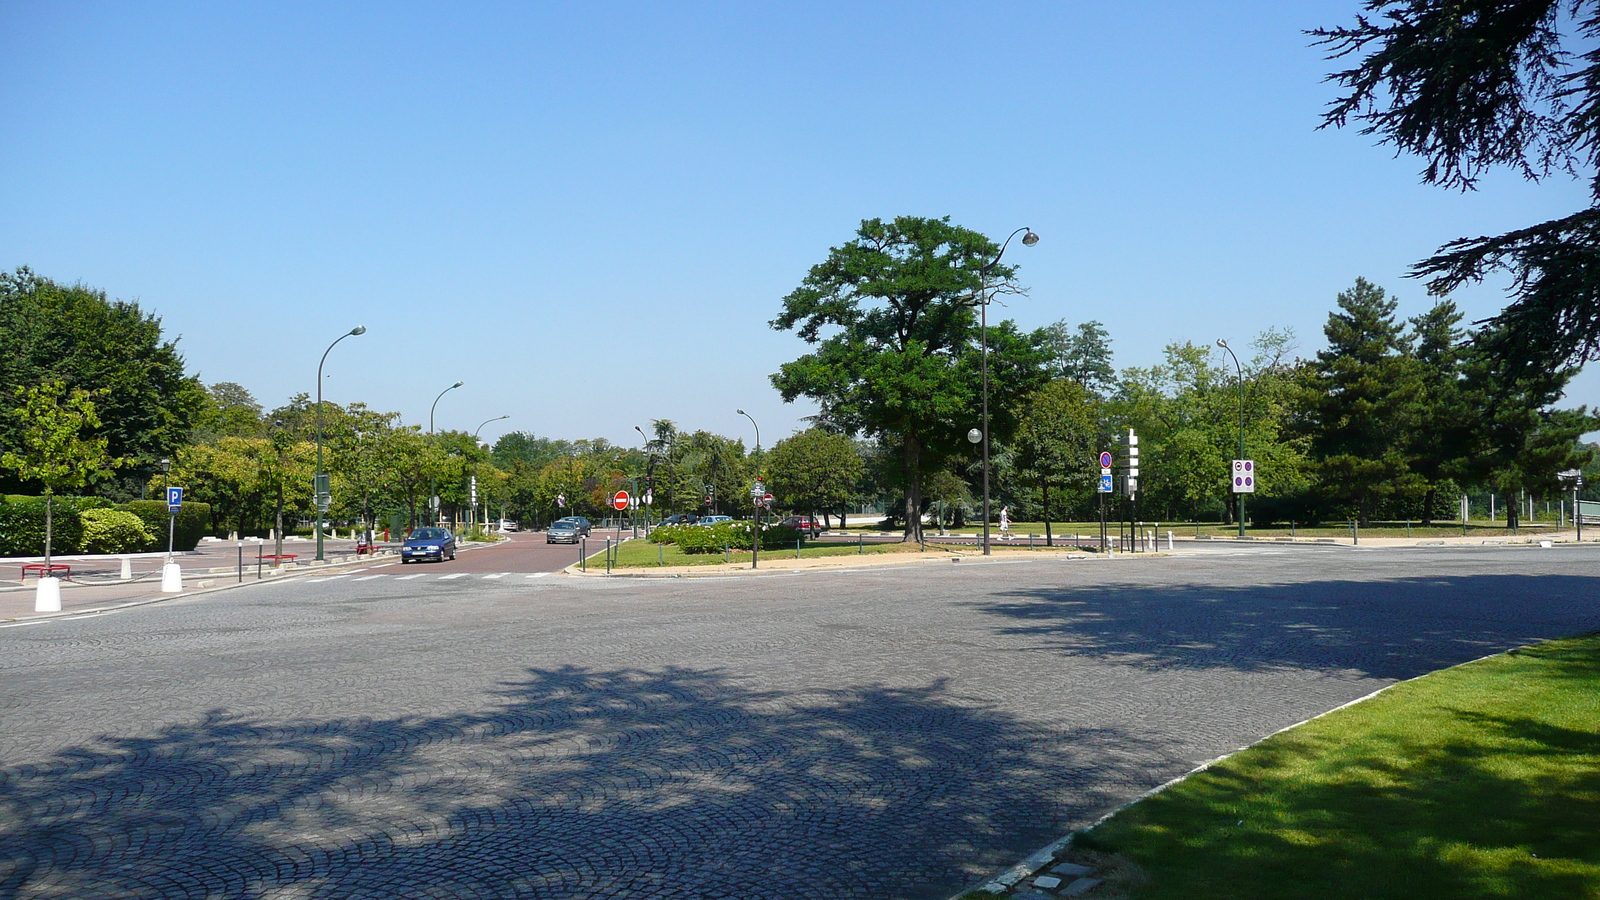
[
  {"x1": 258, "y1": 554, "x2": 298, "y2": 566},
  {"x1": 20, "y1": 563, "x2": 70, "y2": 581}
]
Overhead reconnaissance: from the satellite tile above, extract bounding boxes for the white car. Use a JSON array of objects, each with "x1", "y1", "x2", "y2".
[
  {"x1": 495, "y1": 520, "x2": 518, "y2": 532},
  {"x1": 698, "y1": 515, "x2": 733, "y2": 526}
]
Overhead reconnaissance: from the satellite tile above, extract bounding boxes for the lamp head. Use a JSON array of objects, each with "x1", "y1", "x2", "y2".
[
  {"x1": 967, "y1": 428, "x2": 982, "y2": 444},
  {"x1": 1021, "y1": 229, "x2": 1040, "y2": 247},
  {"x1": 452, "y1": 381, "x2": 463, "y2": 389},
  {"x1": 1215, "y1": 338, "x2": 1229, "y2": 349},
  {"x1": 350, "y1": 326, "x2": 367, "y2": 336},
  {"x1": 159, "y1": 458, "x2": 170, "y2": 473},
  {"x1": 736, "y1": 408, "x2": 746, "y2": 416}
]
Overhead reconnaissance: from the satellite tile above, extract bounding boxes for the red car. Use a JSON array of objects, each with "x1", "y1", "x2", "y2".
[{"x1": 778, "y1": 515, "x2": 823, "y2": 538}]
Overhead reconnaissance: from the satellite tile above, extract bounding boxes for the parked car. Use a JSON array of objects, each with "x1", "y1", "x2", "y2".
[
  {"x1": 697, "y1": 515, "x2": 733, "y2": 526},
  {"x1": 778, "y1": 515, "x2": 823, "y2": 538},
  {"x1": 655, "y1": 513, "x2": 700, "y2": 528},
  {"x1": 495, "y1": 519, "x2": 518, "y2": 532},
  {"x1": 401, "y1": 527, "x2": 457, "y2": 563}
]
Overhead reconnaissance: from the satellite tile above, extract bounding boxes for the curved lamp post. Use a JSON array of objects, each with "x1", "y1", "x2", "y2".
[
  {"x1": 974, "y1": 227, "x2": 1039, "y2": 555},
  {"x1": 471, "y1": 415, "x2": 508, "y2": 529},
  {"x1": 424, "y1": 381, "x2": 464, "y2": 527},
  {"x1": 315, "y1": 325, "x2": 366, "y2": 562},
  {"x1": 736, "y1": 409, "x2": 761, "y2": 568},
  {"x1": 1216, "y1": 338, "x2": 1246, "y2": 537}
]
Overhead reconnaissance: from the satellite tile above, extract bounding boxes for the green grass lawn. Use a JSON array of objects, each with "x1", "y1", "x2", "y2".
[
  {"x1": 838, "y1": 520, "x2": 1556, "y2": 539},
  {"x1": 584, "y1": 536, "x2": 945, "y2": 568},
  {"x1": 1068, "y1": 633, "x2": 1600, "y2": 899}
]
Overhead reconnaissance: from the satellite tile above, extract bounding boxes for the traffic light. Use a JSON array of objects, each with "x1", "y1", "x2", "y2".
[{"x1": 1125, "y1": 428, "x2": 1140, "y2": 497}]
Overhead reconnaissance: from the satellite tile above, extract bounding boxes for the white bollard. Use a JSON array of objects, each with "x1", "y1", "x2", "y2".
[
  {"x1": 161, "y1": 562, "x2": 183, "y2": 593},
  {"x1": 35, "y1": 576, "x2": 61, "y2": 612},
  {"x1": 1167, "y1": 530, "x2": 1174, "y2": 551},
  {"x1": 120, "y1": 556, "x2": 133, "y2": 580}
]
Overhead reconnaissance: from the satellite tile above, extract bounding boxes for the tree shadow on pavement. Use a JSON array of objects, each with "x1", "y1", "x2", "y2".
[
  {"x1": 0, "y1": 666, "x2": 1176, "y2": 900},
  {"x1": 970, "y1": 573, "x2": 1600, "y2": 681}
]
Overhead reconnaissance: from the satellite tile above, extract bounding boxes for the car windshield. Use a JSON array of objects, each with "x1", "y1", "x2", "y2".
[
  {"x1": 410, "y1": 528, "x2": 447, "y2": 540},
  {"x1": 550, "y1": 522, "x2": 577, "y2": 530}
]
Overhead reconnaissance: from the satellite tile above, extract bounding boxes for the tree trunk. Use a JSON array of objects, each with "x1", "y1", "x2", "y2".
[
  {"x1": 1043, "y1": 478, "x2": 1053, "y2": 547},
  {"x1": 1508, "y1": 500, "x2": 1520, "y2": 532},
  {"x1": 840, "y1": 507, "x2": 848, "y2": 530},
  {"x1": 274, "y1": 487, "x2": 285, "y2": 560},
  {"x1": 1421, "y1": 487, "x2": 1436, "y2": 527},
  {"x1": 902, "y1": 437, "x2": 923, "y2": 543}
]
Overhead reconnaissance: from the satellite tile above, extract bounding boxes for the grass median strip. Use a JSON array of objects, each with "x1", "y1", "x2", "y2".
[
  {"x1": 1049, "y1": 632, "x2": 1600, "y2": 899},
  {"x1": 593, "y1": 538, "x2": 956, "y2": 568}
]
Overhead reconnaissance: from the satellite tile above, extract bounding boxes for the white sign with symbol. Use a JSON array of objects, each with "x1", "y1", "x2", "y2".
[{"x1": 1232, "y1": 459, "x2": 1256, "y2": 493}]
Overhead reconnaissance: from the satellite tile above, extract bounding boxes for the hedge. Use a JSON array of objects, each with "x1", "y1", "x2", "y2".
[
  {"x1": 121, "y1": 500, "x2": 211, "y2": 552},
  {"x1": 81, "y1": 508, "x2": 156, "y2": 554},
  {"x1": 674, "y1": 521, "x2": 805, "y2": 554},
  {"x1": 0, "y1": 497, "x2": 85, "y2": 556}
]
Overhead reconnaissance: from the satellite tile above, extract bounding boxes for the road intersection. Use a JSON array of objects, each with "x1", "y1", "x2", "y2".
[{"x1": 2, "y1": 541, "x2": 1597, "y2": 898}]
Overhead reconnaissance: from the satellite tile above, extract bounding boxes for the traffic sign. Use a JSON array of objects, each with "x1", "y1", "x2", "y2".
[
  {"x1": 750, "y1": 480, "x2": 765, "y2": 498},
  {"x1": 1232, "y1": 459, "x2": 1256, "y2": 493},
  {"x1": 557, "y1": 493, "x2": 566, "y2": 508},
  {"x1": 1098, "y1": 473, "x2": 1113, "y2": 493},
  {"x1": 166, "y1": 486, "x2": 184, "y2": 513},
  {"x1": 763, "y1": 493, "x2": 774, "y2": 507},
  {"x1": 1099, "y1": 451, "x2": 1113, "y2": 469},
  {"x1": 612, "y1": 490, "x2": 631, "y2": 510}
]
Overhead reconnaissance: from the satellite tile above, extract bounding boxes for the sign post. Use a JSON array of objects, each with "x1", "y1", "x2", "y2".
[
  {"x1": 162, "y1": 486, "x2": 184, "y2": 592},
  {"x1": 749, "y1": 480, "x2": 765, "y2": 569}
]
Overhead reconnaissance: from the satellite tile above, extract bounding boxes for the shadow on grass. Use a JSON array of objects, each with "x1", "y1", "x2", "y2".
[
  {"x1": 0, "y1": 666, "x2": 1173, "y2": 899},
  {"x1": 1086, "y1": 703, "x2": 1600, "y2": 899},
  {"x1": 969, "y1": 573, "x2": 1600, "y2": 681}
]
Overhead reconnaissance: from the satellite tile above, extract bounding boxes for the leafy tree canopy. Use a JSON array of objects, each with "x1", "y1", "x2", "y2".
[
  {"x1": 771, "y1": 216, "x2": 1050, "y2": 540},
  {"x1": 0, "y1": 267, "x2": 205, "y2": 497},
  {"x1": 1314, "y1": 1, "x2": 1600, "y2": 371}
]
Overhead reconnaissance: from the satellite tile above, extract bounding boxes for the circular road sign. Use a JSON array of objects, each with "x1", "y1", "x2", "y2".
[
  {"x1": 612, "y1": 490, "x2": 630, "y2": 510},
  {"x1": 1099, "y1": 451, "x2": 1113, "y2": 469}
]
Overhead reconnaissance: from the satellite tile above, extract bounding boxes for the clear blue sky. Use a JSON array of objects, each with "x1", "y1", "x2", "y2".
[{"x1": 3, "y1": 1, "x2": 1593, "y2": 449}]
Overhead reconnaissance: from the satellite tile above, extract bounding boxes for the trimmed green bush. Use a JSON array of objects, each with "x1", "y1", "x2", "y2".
[
  {"x1": 648, "y1": 524, "x2": 691, "y2": 545},
  {"x1": 120, "y1": 500, "x2": 211, "y2": 552},
  {"x1": 81, "y1": 508, "x2": 156, "y2": 554},
  {"x1": 0, "y1": 496, "x2": 84, "y2": 556},
  {"x1": 673, "y1": 521, "x2": 806, "y2": 554}
]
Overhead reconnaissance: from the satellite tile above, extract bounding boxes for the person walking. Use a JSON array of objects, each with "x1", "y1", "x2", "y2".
[{"x1": 999, "y1": 505, "x2": 1011, "y2": 540}]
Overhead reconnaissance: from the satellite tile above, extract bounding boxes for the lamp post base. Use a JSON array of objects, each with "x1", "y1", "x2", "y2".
[
  {"x1": 34, "y1": 576, "x2": 61, "y2": 613},
  {"x1": 161, "y1": 563, "x2": 183, "y2": 593}
]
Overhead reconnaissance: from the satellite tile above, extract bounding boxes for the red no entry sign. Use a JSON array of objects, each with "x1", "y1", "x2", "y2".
[{"x1": 612, "y1": 490, "x2": 630, "y2": 510}]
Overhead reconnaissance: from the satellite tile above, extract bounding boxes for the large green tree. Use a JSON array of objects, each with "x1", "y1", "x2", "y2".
[
  {"x1": 1009, "y1": 379, "x2": 1099, "y2": 544},
  {"x1": 0, "y1": 268, "x2": 205, "y2": 498},
  {"x1": 1, "y1": 380, "x2": 128, "y2": 564},
  {"x1": 762, "y1": 428, "x2": 865, "y2": 522},
  {"x1": 771, "y1": 216, "x2": 1051, "y2": 541},
  {"x1": 1314, "y1": 2, "x2": 1600, "y2": 373},
  {"x1": 1303, "y1": 278, "x2": 1426, "y2": 525}
]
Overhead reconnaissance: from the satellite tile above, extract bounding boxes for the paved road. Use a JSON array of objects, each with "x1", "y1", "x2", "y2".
[{"x1": 2, "y1": 544, "x2": 1598, "y2": 899}]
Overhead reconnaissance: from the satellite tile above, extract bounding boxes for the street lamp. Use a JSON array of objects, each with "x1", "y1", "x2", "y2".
[
  {"x1": 1216, "y1": 339, "x2": 1246, "y2": 537},
  {"x1": 736, "y1": 409, "x2": 761, "y2": 568},
  {"x1": 427, "y1": 381, "x2": 463, "y2": 527},
  {"x1": 159, "y1": 457, "x2": 172, "y2": 561},
  {"x1": 974, "y1": 227, "x2": 1039, "y2": 556},
  {"x1": 471, "y1": 415, "x2": 509, "y2": 530},
  {"x1": 315, "y1": 325, "x2": 366, "y2": 562}
]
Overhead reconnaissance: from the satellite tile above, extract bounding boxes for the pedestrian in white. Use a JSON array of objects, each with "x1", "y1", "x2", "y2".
[{"x1": 999, "y1": 505, "x2": 1011, "y2": 540}]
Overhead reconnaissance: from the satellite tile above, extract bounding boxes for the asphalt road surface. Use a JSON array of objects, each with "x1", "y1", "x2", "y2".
[{"x1": 3, "y1": 543, "x2": 1598, "y2": 899}]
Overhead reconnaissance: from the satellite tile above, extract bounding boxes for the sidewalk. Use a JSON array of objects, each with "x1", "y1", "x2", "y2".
[{"x1": 0, "y1": 538, "x2": 401, "y2": 623}]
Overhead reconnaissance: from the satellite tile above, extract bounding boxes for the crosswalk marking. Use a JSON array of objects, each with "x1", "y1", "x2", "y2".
[
  {"x1": 396, "y1": 573, "x2": 426, "y2": 580},
  {"x1": 525, "y1": 572, "x2": 550, "y2": 579},
  {"x1": 307, "y1": 575, "x2": 349, "y2": 582},
  {"x1": 483, "y1": 573, "x2": 507, "y2": 579},
  {"x1": 353, "y1": 574, "x2": 387, "y2": 581},
  {"x1": 309, "y1": 570, "x2": 558, "y2": 583},
  {"x1": 439, "y1": 573, "x2": 470, "y2": 580}
]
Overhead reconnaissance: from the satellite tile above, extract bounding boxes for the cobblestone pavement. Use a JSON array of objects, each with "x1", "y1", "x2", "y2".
[{"x1": 2, "y1": 544, "x2": 1598, "y2": 899}]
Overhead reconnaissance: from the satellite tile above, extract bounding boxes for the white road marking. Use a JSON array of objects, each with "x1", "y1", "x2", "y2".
[
  {"x1": 396, "y1": 573, "x2": 426, "y2": 580},
  {"x1": 524, "y1": 572, "x2": 551, "y2": 579},
  {"x1": 439, "y1": 573, "x2": 470, "y2": 580},
  {"x1": 307, "y1": 575, "x2": 350, "y2": 582},
  {"x1": 483, "y1": 573, "x2": 507, "y2": 579},
  {"x1": 353, "y1": 574, "x2": 388, "y2": 581}
]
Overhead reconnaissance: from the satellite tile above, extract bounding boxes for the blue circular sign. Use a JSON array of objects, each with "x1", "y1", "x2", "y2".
[{"x1": 1099, "y1": 452, "x2": 1113, "y2": 468}]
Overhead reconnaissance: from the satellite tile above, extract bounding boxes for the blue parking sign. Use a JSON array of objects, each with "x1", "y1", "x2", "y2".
[
  {"x1": 1098, "y1": 474, "x2": 1114, "y2": 493},
  {"x1": 167, "y1": 486, "x2": 183, "y2": 513}
]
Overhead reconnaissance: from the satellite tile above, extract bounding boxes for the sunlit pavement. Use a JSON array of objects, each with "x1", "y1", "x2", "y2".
[{"x1": 3, "y1": 543, "x2": 1598, "y2": 898}]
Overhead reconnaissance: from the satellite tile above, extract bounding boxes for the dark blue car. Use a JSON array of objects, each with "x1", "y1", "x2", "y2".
[{"x1": 401, "y1": 527, "x2": 457, "y2": 563}]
